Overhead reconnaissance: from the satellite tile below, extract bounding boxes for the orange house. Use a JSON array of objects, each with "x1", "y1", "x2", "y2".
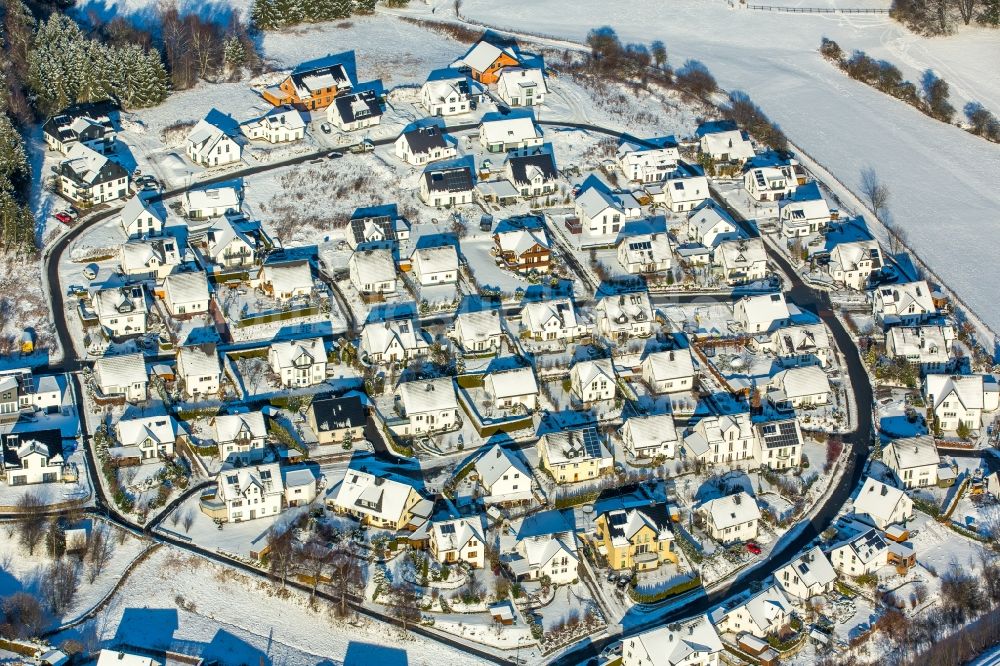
[
  {"x1": 456, "y1": 41, "x2": 521, "y2": 85},
  {"x1": 262, "y1": 54, "x2": 354, "y2": 111}
]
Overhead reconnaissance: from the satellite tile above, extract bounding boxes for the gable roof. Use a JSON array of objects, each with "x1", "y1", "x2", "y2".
[
  {"x1": 598, "y1": 502, "x2": 673, "y2": 547},
  {"x1": 523, "y1": 298, "x2": 580, "y2": 332},
  {"x1": 269, "y1": 337, "x2": 324, "y2": 369},
  {"x1": 163, "y1": 271, "x2": 209, "y2": 306},
  {"x1": 854, "y1": 476, "x2": 910, "y2": 522},
  {"x1": 332, "y1": 89, "x2": 382, "y2": 125},
  {"x1": 213, "y1": 411, "x2": 267, "y2": 443},
  {"x1": 885, "y1": 435, "x2": 940, "y2": 470},
  {"x1": 423, "y1": 166, "x2": 474, "y2": 193},
  {"x1": 329, "y1": 468, "x2": 420, "y2": 523},
  {"x1": 642, "y1": 348, "x2": 694, "y2": 382},
  {"x1": 115, "y1": 416, "x2": 178, "y2": 447},
  {"x1": 311, "y1": 394, "x2": 366, "y2": 432},
  {"x1": 701, "y1": 492, "x2": 761, "y2": 530},
  {"x1": 413, "y1": 244, "x2": 459, "y2": 274},
  {"x1": 94, "y1": 352, "x2": 147, "y2": 389},
  {"x1": 480, "y1": 116, "x2": 541, "y2": 144},
  {"x1": 632, "y1": 615, "x2": 722, "y2": 665},
  {"x1": 176, "y1": 345, "x2": 221, "y2": 379},
  {"x1": 396, "y1": 377, "x2": 457, "y2": 414},
  {"x1": 484, "y1": 365, "x2": 538, "y2": 400},
  {"x1": 455, "y1": 40, "x2": 520, "y2": 72},
  {"x1": 475, "y1": 443, "x2": 532, "y2": 488},
  {"x1": 506, "y1": 151, "x2": 558, "y2": 186},
  {"x1": 120, "y1": 194, "x2": 165, "y2": 229},
  {"x1": 769, "y1": 365, "x2": 831, "y2": 399},
  {"x1": 925, "y1": 374, "x2": 987, "y2": 411},
  {"x1": 621, "y1": 413, "x2": 678, "y2": 447},
  {"x1": 780, "y1": 546, "x2": 837, "y2": 590},
  {"x1": 455, "y1": 309, "x2": 502, "y2": 344},
  {"x1": 399, "y1": 125, "x2": 450, "y2": 154}
]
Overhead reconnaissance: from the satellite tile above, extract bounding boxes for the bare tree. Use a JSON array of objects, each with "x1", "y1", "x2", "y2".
[
  {"x1": 0, "y1": 592, "x2": 45, "y2": 639},
  {"x1": 41, "y1": 559, "x2": 81, "y2": 616},
  {"x1": 883, "y1": 220, "x2": 909, "y2": 258},
  {"x1": 86, "y1": 526, "x2": 115, "y2": 583},
  {"x1": 168, "y1": 509, "x2": 182, "y2": 529},
  {"x1": 266, "y1": 525, "x2": 296, "y2": 590},
  {"x1": 388, "y1": 582, "x2": 422, "y2": 634},
  {"x1": 328, "y1": 541, "x2": 364, "y2": 617},
  {"x1": 298, "y1": 535, "x2": 334, "y2": 607},
  {"x1": 181, "y1": 510, "x2": 195, "y2": 534},
  {"x1": 860, "y1": 167, "x2": 891, "y2": 219},
  {"x1": 957, "y1": 0, "x2": 978, "y2": 23},
  {"x1": 15, "y1": 493, "x2": 46, "y2": 556}
]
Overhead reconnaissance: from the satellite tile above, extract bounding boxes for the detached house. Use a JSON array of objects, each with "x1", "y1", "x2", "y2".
[
  {"x1": 261, "y1": 53, "x2": 354, "y2": 111},
  {"x1": 622, "y1": 615, "x2": 722, "y2": 666},
  {"x1": 120, "y1": 194, "x2": 164, "y2": 239},
  {"x1": 411, "y1": 245, "x2": 459, "y2": 286},
  {"x1": 394, "y1": 125, "x2": 457, "y2": 166},
  {"x1": 419, "y1": 165, "x2": 474, "y2": 207},
  {"x1": 853, "y1": 476, "x2": 914, "y2": 530},
  {"x1": 743, "y1": 166, "x2": 795, "y2": 202},
  {"x1": 696, "y1": 120, "x2": 755, "y2": 165},
  {"x1": 493, "y1": 221, "x2": 551, "y2": 275},
  {"x1": 575, "y1": 180, "x2": 637, "y2": 238},
  {"x1": 240, "y1": 106, "x2": 306, "y2": 143},
  {"x1": 775, "y1": 546, "x2": 837, "y2": 601},
  {"x1": 641, "y1": 348, "x2": 695, "y2": 394},
  {"x1": 390, "y1": 377, "x2": 460, "y2": 437},
  {"x1": 570, "y1": 358, "x2": 617, "y2": 404},
  {"x1": 268, "y1": 338, "x2": 326, "y2": 387},
  {"x1": 620, "y1": 413, "x2": 679, "y2": 460},
  {"x1": 885, "y1": 325, "x2": 954, "y2": 375},
  {"x1": 176, "y1": 344, "x2": 222, "y2": 398},
  {"x1": 473, "y1": 443, "x2": 534, "y2": 504},
  {"x1": 537, "y1": 425, "x2": 613, "y2": 484},
  {"x1": 161, "y1": 271, "x2": 210, "y2": 318},
  {"x1": 925, "y1": 373, "x2": 999, "y2": 433},
  {"x1": 715, "y1": 238, "x2": 767, "y2": 286},
  {"x1": 506, "y1": 512, "x2": 579, "y2": 585},
  {"x1": 872, "y1": 280, "x2": 936, "y2": 327},
  {"x1": 258, "y1": 260, "x2": 313, "y2": 302},
  {"x1": 43, "y1": 109, "x2": 115, "y2": 155},
  {"x1": 505, "y1": 151, "x2": 558, "y2": 198},
  {"x1": 662, "y1": 161, "x2": 709, "y2": 213},
  {"x1": 308, "y1": 394, "x2": 366, "y2": 445},
  {"x1": 715, "y1": 585, "x2": 793, "y2": 639},
  {"x1": 616, "y1": 232, "x2": 672, "y2": 275},
  {"x1": 829, "y1": 528, "x2": 888, "y2": 576},
  {"x1": 766, "y1": 365, "x2": 831, "y2": 410},
  {"x1": 452, "y1": 39, "x2": 521, "y2": 84},
  {"x1": 115, "y1": 415, "x2": 180, "y2": 462},
  {"x1": 119, "y1": 238, "x2": 181, "y2": 281},
  {"x1": 344, "y1": 208, "x2": 410, "y2": 251},
  {"x1": 496, "y1": 67, "x2": 547, "y2": 107},
  {"x1": 93, "y1": 352, "x2": 148, "y2": 402},
  {"x1": 348, "y1": 249, "x2": 396, "y2": 296},
  {"x1": 215, "y1": 463, "x2": 284, "y2": 522},
  {"x1": 734, "y1": 292, "x2": 791, "y2": 334},
  {"x1": 430, "y1": 516, "x2": 485, "y2": 568},
  {"x1": 327, "y1": 468, "x2": 425, "y2": 530},
  {"x1": 595, "y1": 503, "x2": 677, "y2": 572},
  {"x1": 616, "y1": 138, "x2": 679, "y2": 184},
  {"x1": 203, "y1": 217, "x2": 265, "y2": 271},
  {"x1": 683, "y1": 413, "x2": 755, "y2": 465},
  {"x1": 359, "y1": 319, "x2": 429, "y2": 364},
  {"x1": 420, "y1": 69, "x2": 474, "y2": 117},
  {"x1": 55, "y1": 144, "x2": 129, "y2": 205},
  {"x1": 484, "y1": 364, "x2": 540, "y2": 414},
  {"x1": 829, "y1": 240, "x2": 882, "y2": 291},
  {"x1": 594, "y1": 291, "x2": 655, "y2": 340},
  {"x1": 779, "y1": 182, "x2": 831, "y2": 238},
  {"x1": 183, "y1": 186, "x2": 241, "y2": 220},
  {"x1": 185, "y1": 112, "x2": 241, "y2": 167},
  {"x1": 479, "y1": 116, "x2": 544, "y2": 154},
  {"x1": 753, "y1": 418, "x2": 804, "y2": 470},
  {"x1": 883, "y1": 435, "x2": 940, "y2": 488},
  {"x1": 212, "y1": 412, "x2": 268, "y2": 465},
  {"x1": 93, "y1": 285, "x2": 148, "y2": 338},
  {"x1": 0, "y1": 430, "x2": 65, "y2": 485},
  {"x1": 699, "y1": 492, "x2": 761, "y2": 543},
  {"x1": 686, "y1": 199, "x2": 742, "y2": 249},
  {"x1": 521, "y1": 298, "x2": 589, "y2": 342},
  {"x1": 328, "y1": 88, "x2": 382, "y2": 132},
  {"x1": 755, "y1": 322, "x2": 832, "y2": 368},
  {"x1": 453, "y1": 309, "x2": 503, "y2": 353}
]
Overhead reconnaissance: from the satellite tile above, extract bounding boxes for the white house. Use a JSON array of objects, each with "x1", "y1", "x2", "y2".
[
  {"x1": 697, "y1": 121, "x2": 755, "y2": 164},
  {"x1": 213, "y1": 412, "x2": 268, "y2": 465},
  {"x1": 575, "y1": 182, "x2": 638, "y2": 238},
  {"x1": 183, "y1": 186, "x2": 241, "y2": 220},
  {"x1": 390, "y1": 377, "x2": 460, "y2": 437},
  {"x1": 743, "y1": 166, "x2": 795, "y2": 202},
  {"x1": 348, "y1": 249, "x2": 396, "y2": 296},
  {"x1": 872, "y1": 280, "x2": 936, "y2": 328},
  {"x1": 186, "y1": 113, "x2": 241, "y2": 167},
  {"x1": 473, "y1": 443, "x2": 533, "y2": 504},
  {"x1": 43, "y1": 110, "x2": 115, "y2": 155},
  {"x1": 620, "y1": 413, "x2": 678, "y2": 460},
  {"x1": 829, "y1": 528, "x2": 888, "y2": 576},
  {"x1": 699, "y1": 492, "x2": 761, "y2": 543},
  {"x1": 176, "y1": 344, "x2": 222, "y2": 398},
  {"x1": 779, "y1": 181, "x2": 831, "y2": 238},
  {"x1": 54, "y1": 143, "x2": 129, "y2": 205},
  {"x1": 204, "y1": 218, "x2": 261, "y2": 270},
  {"x1": 755, "y1": 322, "x2": 832, "y2": 368},
  {"x1": 925, "y1": 373, "x2": 1000, "y2": 433},
  {"x1": 828, "y1": 240, "x2": 882, "y2": 291},
  {"x1": 216, "y1": 463, "x2": 284, "y2": 522},
  {"x1": 775, "y1": 546, "x2": 837, "y2": 601},
  {"x1": 505, "y1": 151, "x2": 559, "y2": 199},
  {"x1": 419, "y1": 165, "x2": 475, "y2": 207},
  {"x1": 420, "y1": 69, "x2": 473, "y2": 117},
  {"x1": 753, "y1": 418, "x2": 804, "y2": 471},
  {"x1": 120, "y1": 194, "x2": 165, "y2": 239},
  {"x1": 115, "y1": 415, "x2": 179, "y2": 461},
  {"x1": 283, "y1": 466, "x2": 319, "y2": 507},
  {"x1": 430, "y1": 516, "x2": 485, "y2": 568},
  {"x1": 93, "y1": 352, "x2": 148, "y2": 402},
  {"x1": 733, "y1": 293, "x2": 791, "y2": 334},
  {"x1": 258, "y1": 260, "x2": 313, "y2": 302},
  {"x1": 326, "y1": 468, "x2": 425, "y2": 530},
  {"x1": 715, "y1": 584, "x2": 793, "y2": 638},
  {"x1": 161, "y1": 271, "x2": 210, "y2": 318},
  {"x1": 0, "y1": 430, "x2": 65, "y2": 486},
  {"x1": 394, "y1": 125, "x2": 457, "y2": 166},
  {"x1": 521, "y1": 298, "x2": 589, "y2": 342},
  {"x1": 120, "y1": 238, "x2": 181, "y2": 281},
  {"x1": 616, "y1": 138, "x2": 679, "y2": 184},
  {"x1": 453, "y1": 309, "x2": 503, "y2": 353},
  {"x1": 662, "y1": 162, "x2": 709, "y2": 213},
  {"x1": 886, "y1": 325, "x2": 954, "y2": 376},
  {"x1": 715, "y1": 238, "x2": 767, "y2": 286},
  {"x1": 240, "y1": 106, "x2": 306, "y2": 143},
  {"x1": 594, "y1": 291, "x2": 655, "y2": 340},
  {"x1": 882, "y1": 435, "x2": 940, "y2": 489},
  {"x1": 570, "y1": 358, "x2": 617, "y2": 404},
  {"x1": 411, "y1": 245, "x2": 459, "y2": 286},
  {"x1": 616, "y1": 232, "x2": 672, "y2": 275},
  {"x1": 622, "y1": 615, "x2": 722, "y2": 666},
  {"x1": 359, "y1": 319, "x2": 429, "y2": 364},
  {"x1": 479, "y1": 116, "x2": 543, "y2": 153},
  {"x1": 92, "y1": 285, "x2": 148, "y2": 338},
  {"x1": 766, "y1": 365, "x2": 831, "y2": 410},
  {"x1": 508, "y1": 528, "x2": 579, "y2": 585},
  {"x1": 268, "y1": 338, "x2": 327, "y2": 388},
  {"x1": 641, "y1": 348, "x2": 695, "y2": 394},
  {"x1": 537, "y1": 425, "x2": 613, "y2": 484},
  {"x1": 853, "y1": 476, "x2": 914, "y2": 530},
  {"x1": 683, "y1": 413, "x2": 755, "y2": 466},
  {"x1": 327, "y1": 89, "x2": 382, "y2": 132},
  {"x1": 496, "y1": 67, "x2": 547, "y2": 107},
  {"x1": 686, "y1": 199, "x2": 742, "y2": 249}
]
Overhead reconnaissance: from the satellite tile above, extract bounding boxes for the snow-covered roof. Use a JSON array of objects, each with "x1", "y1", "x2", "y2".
[
  {"x1": 360, "y1": 319, "x2": 427, "y2": 356},
  {"x1": 495, "y1": 227, "x2": 550, "y2": 255},
  {"x1": 218, "y1": 463, "x2": 283, "y2": 502},
  {"x1": 617, "y1": 232, "x2": 672, "y2": 266},
  {"x1": 497, "y1": 67, "x2": 547, "y2": 93},
  {"x1": 925, "y1": 374, "x2": 988, "y2": 411},
  {"x1": 480, "y1": 116, "x2": 542, "y2": 145},
  {"x1": 94, "y1": 352, "x2": 147, "y2": 389},
  {"x1": 727, "y1": 585, "x2": 792, "y2": 633},
  {"x1": 269, "y1": 337, "x2": 324, "y2": 370},
  {"x1": 474, "y1": 443, "x2": 532, "y2": 489},
  {"x1": 261, "y1": 260, "x2": 312, "y2": 296},
  {"x1": 735, "y1": 292, "x2": 790, "y2": 329},
  {"x1": 540, "y1": 425, "x2": 611, "y2": 466},
  {"x1": 329, "y1": 468, "x2": 420, "y2": 523},
  {"x1": 396, "y1": 377, "x2": 457, "y2": 415},
  {"x1": 884, "y1": 435, "x2": 940, "y2": 470},
  {"x1": 701, "y1": 492, "x2": 761, "y2": 530},
  {"x1": 349, "y1": 248, "x2": 396, "y2": 283},
  {"x1": 854, "y1": 476, "x2": 910, "y2": 524},
  {"x1": 484, "y1": 365, "x2": 538, "y2": 400},
  {"x1": 213, "y1": 411, "x2": 267, "y2": 443},
  {"x1": 163, "y1": 271, "x2": 209, "y2": 307},
  {"x1": 93, "y1": 285, "x2": 148, "y2": 319},
  {"x1": 768, "y1": 365, "x2": 831, "y2": 400},
  {"x1": 687, "y1": 199, "x2": 741, "y2": 247},
  {"x1": 699, "y1": 127, "x2": 755, "y2": 160},
  {"x1": 120, "y1": 194, "x2": 164, "y2": 229},
  {"x1": 412, "y1": 245, "x2": 458, "y2": 275},
  {"x1": 754, "y1": 418, "x2": 803, "y2": 451},
  {"x1": 620, "y1": 413, "x2": 678, "y2": 448},
  {"x1": 831, "y1": 528, "x2": 887, "y2": 565},
  {"x1": 431, "y1": 516, "x2": 483, "y2": 553},
  {"x1": 575, "y1": 182, "x2": 623, "y2": 219},
  {"x1": 887, "y1": 326, "x2": 949, "y2": 363},
  {"x1": 630, "y1": 615, "x2": 722, "y2": 666},
  {"x1": 96, "y1": 650, "x2": 159, "y2": 666},
  {"x1": 642, "y1": 348, "x2": 694, "y2": 382},
  {"x1": 595, "y1": 291, "x2": 653, "y2": 327},
  {"x1": 185, "y1": 186, "x2": 240, "y2": 213},
  {"x1": 571, "y1": 358, "x2": 615, "y2": 391},
  {"x1": 598, "y1": 503, "x2": 673, "y2": 547},
  {"x1": 522, "y1": 298, "x2": 580, "y2": 332},
  {"x1": 120, "y1": 238, "x2": 180, "y2": 272},
  {"x1": 873, "y1": 280, "x2": 935, "y2": 317},
  {"x1": 780, "y1": 546, "x2": 837, "y2": 590},
  {"x1": 716, "y1": 237, "x2": 766, "y2": 271},
  {"x1": 176, "y1": 345, "x2": 221, "y2": 380},
  {"x1": 59, "y1": 143, "x2": 126, "y2": 185},
  {"x1": 771, "y1": 323, "x2": 830, "y2": 357},
  {"x1": 454, "y1": 40, "x2": 519, "y2": 72},
  {"x1": 242, "y1": 105, "x2": 306, "y2": 133},
  {"x1": 187, "y1": 114, "x2": 232, "y2": 153},
  {"x1": 685, "y1": 413, "x2": 753, "y2": 457},
  {"x1": 830, "y1": 239, "x2": 882, "y2": 273},
  {"x1": 115, "y1": 415, "x2": 178, "y2": 448}
]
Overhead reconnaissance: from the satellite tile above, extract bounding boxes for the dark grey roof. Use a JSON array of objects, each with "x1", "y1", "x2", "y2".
[
  {"x1": 402, "y1": 126, "x2": 448, "y2": 155},
  {"x1": 754, "y1": 419, "x2": 802, "y2": 450},
  {"x1": 506, "y1": 152, "x2": 557, "y2": 186},
  {"x1": 333, "y1": 89, "x2": 383, "y2": 125},
  {"x1": 601, "y1": 502, "x2": 672, "y2": 542},
  {"x1": 349, "y1": 215, "x2": 395, "y2": 245},
  {"x1": 2, "y1": 428, "x2": 64, "y2": 468},
  {"x1": 424, "y1": 166, "x2": 474, "y2": 193},
  {"x1": 311, "y1": 395, "x2": 366, "y2": 432}
]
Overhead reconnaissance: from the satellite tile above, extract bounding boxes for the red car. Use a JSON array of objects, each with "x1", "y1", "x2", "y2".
[
  {"x1": 746, "y1": 542, "x2": 762, "y2": 555},
  {"x1": 54, "y1": 212, "x2": 74, "y2": 225}
]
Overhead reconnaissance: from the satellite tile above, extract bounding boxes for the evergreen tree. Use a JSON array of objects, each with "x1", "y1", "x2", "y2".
[
  {"x1": 0, "y1": 115, "x2": 28, "y2": 193},
  {"x1": 251, "y1": 0, "x2": 281, "y2": 30},
  {"x1": 354, "y1": 0, "x2": 377, "y2": 13},
  {"x1": 331, "y1": 0, "x2": 353, "y2": 18},
  {"x1": 274, "y1": 0, "x2": 305, "y2": 26},
  {"x1": 223, "y1": 37, "x2": 248, "y2": 78},
  {"x1": 118, "y1": 46, "x2": 170, "y2": 109}
]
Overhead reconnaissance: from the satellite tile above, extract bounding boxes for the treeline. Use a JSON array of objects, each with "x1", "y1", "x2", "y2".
[
  {"x1": 250, "y1": 0, "x2": 397, "y2": 30},
  {"x1": 892, "y1": 0, "x2": 999, "y2": 35},
  {"x1": 821, "y1": 38, "x2": 1000, "y2": 142},
  {"x1": 723, "y1": 91, "x2": 788, "y2": 152}
]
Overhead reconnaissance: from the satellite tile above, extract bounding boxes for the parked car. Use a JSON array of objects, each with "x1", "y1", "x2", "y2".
[
  {"x1": 54, "y1": 212, "x2": 73, "y2": 225},
  {"x1": 320, "y1": 123, "x2": 332, "y2": 134},
  {"x1": 328, "y1": 151, "x2": 344, "y2": 159},
  {"x1": 746, "y1": 541, "x2": 762, "y2": 555},
  {"x1": 82, "y1": 264, "x2": 98, "y2": 280}
]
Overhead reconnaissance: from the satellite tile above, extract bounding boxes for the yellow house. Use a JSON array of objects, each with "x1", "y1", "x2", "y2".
[
  {"x1": 537, "y1": 426, "x2": 613, "y2": 484},
  {"x1": 594, "y1": 504, "x2": 678, "y2": 572}
]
